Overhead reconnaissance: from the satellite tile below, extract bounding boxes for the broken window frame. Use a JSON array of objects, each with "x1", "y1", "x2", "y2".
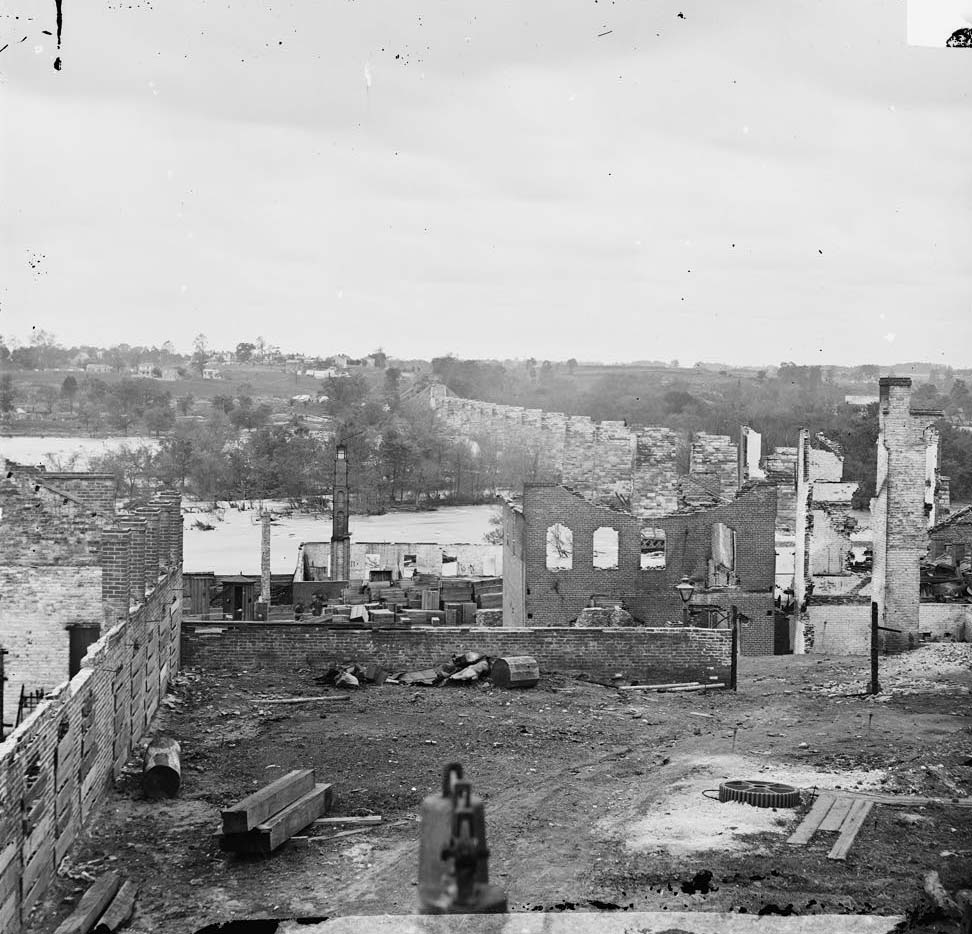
[
  {"x1": 640, "y1": 526, "x2": 667, "y2": 570},
  {"x1": 592, "y1": 526, "x2": 620, "y2": 570}
]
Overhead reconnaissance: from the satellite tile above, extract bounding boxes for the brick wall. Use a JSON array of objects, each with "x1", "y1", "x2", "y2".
[
  {"x1": 0, "y1": 570, "x2": 182, "y2": 934},
  {"x1": 0, "y1": 567, "x2": 103, "y2": 717},
  {"x1": 510, "y1": 483, "x2": 776, "y2": 636},
  {"x1": 181, "y1": 621, "x2": 733, "y2": 686},
  {"x1": 808, "y1": 601, "x2": 971, "y2": 654},
  {"x1": 431, "y1": 390, "x2": 680, "y2": 520},
  {"x1": 807, "y1": 602, "x2": 872, "y2": 654}
]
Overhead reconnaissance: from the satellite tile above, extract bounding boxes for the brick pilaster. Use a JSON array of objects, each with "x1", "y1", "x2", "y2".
[{"x1": 101, "y1": 527, "x2": 132, "y2": 627}]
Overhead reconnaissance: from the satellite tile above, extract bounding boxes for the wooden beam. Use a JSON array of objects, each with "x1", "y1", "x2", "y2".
[
  {"x1": 52, "y1": 872, "x2": 123, "y2": 934},
  {"x1": 786, "y1": 794, "x2": 835, "y2": 846},
  {"x1": 221, "y1": 769, "x2": 315, "y2": 834},
  {"x1": 263, "y1": 696, "x2": 350, "y2": 705},
  {"x1": 221, "y1": 783, "x2": 332, "y2": 855},
  {"x1": 818, "y1": 796, "x2": 854, "y2": 832},
  {"x1": 827, "y1": 799, "x2": 873, "y2": 860},
  {"x1": 92, "y1": 880, "x2": 139, "y2": 934}
]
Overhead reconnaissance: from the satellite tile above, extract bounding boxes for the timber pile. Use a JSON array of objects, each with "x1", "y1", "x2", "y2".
[
  {"x1": 52, "y1": 871, "x2": 138, "y2": 934},
  {"x1": 219, "y1": 769, "x2": 333, "y2": 856}
]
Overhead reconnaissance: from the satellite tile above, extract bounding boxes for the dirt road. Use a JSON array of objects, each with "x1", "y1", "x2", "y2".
[{"x1": 28, "y1": 646, "x2": 972, "y2": 933}]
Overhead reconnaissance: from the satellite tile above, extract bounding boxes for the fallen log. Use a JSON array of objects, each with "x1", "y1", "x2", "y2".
[
  {"x1": 263, "y1": 696, "x2": 350, "y2": 705},
  {"x1": 92, "y1": 880, "x2": 139, "y2": 934},
  {"x1": 142, "y1": 736, "x2": 181, "y2": 800},
  {"x1": 53, "y1": 871, "x2": 123, "y2": 934},
  {"x1": 491, "y1": 656, "x2": 539, "y2": 689}
]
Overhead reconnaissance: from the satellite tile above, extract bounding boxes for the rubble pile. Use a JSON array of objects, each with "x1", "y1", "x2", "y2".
[
  {"x1": 315, "y1": 651, "x2": 539, "y2": 689},
  {"x1": 815, "y1": 643, "x2": 972, "y2": 698}
]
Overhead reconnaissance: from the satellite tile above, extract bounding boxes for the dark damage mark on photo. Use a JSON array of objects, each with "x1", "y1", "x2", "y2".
[{"x1": 53, "y1": 0, "x2": 62, "y2": 69}]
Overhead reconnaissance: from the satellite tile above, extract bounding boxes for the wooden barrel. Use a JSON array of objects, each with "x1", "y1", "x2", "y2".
[
  {"x1": 143, "y1": 735, "x2": 181, "y2": 799},
  {"x1": 491, "y1": 656, "x2": 539, "y2": 689}
]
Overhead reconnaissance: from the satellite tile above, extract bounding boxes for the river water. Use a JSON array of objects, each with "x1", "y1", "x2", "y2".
[
  {"x1": 3, "y1": 435, "x2": 498, "y2": 574},
  {"x1": 0, "y1": 435, "x2": 157, "y2": 468},
  {"x1": 183, "y1": 502, "x2": 499, "y2": 575}
]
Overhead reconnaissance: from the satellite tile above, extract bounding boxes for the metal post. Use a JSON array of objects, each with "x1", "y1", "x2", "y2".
[
  {"x1": 682, "y1": 604, "x2": 690, "y2": 627},
  {"x1": 870, "y1": 601, "x2": 880, "y2": 695},
  {"x1": 0, "y1": 647, "x2": 8, "y2": 740},
  {"x1": 730, "y1": 605, "x2": 739, "y2": 691}
]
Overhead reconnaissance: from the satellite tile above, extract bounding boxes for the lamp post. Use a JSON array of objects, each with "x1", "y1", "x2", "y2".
[{"x1": 674, "y1": 576, "x2": 695, "y2": 626}]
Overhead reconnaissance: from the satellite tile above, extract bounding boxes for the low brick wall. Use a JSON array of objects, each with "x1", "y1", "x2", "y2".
[
  {"x1": 0, "y1": 571, "x2": 182, "y2": 934},
  {"x1": 181, "y1": 622, "x2": 733, "y2": 686},
  {"x1": 808, "y1": 602, "x2": 971, "y2": 654}
]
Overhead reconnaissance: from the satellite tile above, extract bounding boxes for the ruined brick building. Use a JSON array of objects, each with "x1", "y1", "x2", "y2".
[
  {"x1": 502, "y1": 481, "x2": 780, "y2": 654},
  {"x1": 0, "y1": 461, "x2": 183, "y2": 933},
  {"x1": 433, "y1": 378, "x2": 964, "y2": 654}
]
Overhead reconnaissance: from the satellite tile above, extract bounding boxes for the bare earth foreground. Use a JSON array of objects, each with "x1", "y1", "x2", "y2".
[{"x1": 27, "y1": 646, "x2": 972, "y2": 934}]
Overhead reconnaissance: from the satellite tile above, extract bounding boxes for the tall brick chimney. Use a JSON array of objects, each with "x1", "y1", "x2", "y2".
[
  {"x1": 260, "y1": 510, "x2": 272, "y2": 606},
  {"x1": 330, "y1": 445, "x2": 351, "y2": 581},
  {"x1": 101, "y1": 527, "x2": 132, "y2": 628},
  {"x1": 136, "y1": 504, "x2": 162, "y2": 592},
  {"x1": 872, "y1": 378, "x2": 943, "y2": 651},
  {"x1": 793, "y1": 428, "x2": 812, "y2": 653}
]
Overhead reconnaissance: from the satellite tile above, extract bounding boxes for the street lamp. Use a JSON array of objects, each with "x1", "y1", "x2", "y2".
[{"x1": 674, "y1": 576, "x2": 695, "y2": 626}]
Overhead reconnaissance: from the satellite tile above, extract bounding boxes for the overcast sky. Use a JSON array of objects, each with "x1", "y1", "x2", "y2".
[{"x1": 1, "y1": 0, "x2": 969, "y2": 366}]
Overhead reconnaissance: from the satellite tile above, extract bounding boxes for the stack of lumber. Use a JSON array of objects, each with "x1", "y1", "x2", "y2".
[
  {"x1": 439, "y1": 581, "x2": 474, "y2": 604},
  {"x1": 219, "y1": 769, "x2": 333, "y2": 856},
  {"x1": 473, "y1": 578, "x2": 503, "y2": 608},
  {"x1": 52, "y1": 871, "x2": 138, "y2": 934}
]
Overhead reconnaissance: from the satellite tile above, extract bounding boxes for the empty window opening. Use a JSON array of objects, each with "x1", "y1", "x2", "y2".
[
  {"x1": 709, "y1": 522, "x2": 738, "y2": 587},
  {"x1": 593, "y1": 527, "x2": 619, "y2": 570},
  {"x1": 640, "y1": 527, "x2": 666, "y2": 570},
  {"x1": 546, "y1": 523, "x2": 573, "y2": 571}
]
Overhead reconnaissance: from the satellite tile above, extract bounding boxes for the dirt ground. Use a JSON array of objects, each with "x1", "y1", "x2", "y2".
[{"x1": 27, "y1": 645, "x2": 972, "y2": 934}]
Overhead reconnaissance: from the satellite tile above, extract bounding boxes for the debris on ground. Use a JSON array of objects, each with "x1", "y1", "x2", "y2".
[{"x1": 315, "y1": 652, "x2": 540, "y2": 689}]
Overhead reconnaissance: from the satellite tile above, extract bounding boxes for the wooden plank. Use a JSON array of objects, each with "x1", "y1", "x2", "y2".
[
  {"x1": 834, "y1": 791, "x2": 972, "y2": 808},
  {"x1": 222, "y1": 783, "x2": 332, "y2": 855},
  {"x1": 818, "y1": 796, "x2": 854, "y2": 832},
  {"x1": 221, "y1": 769, "x2": 315, "y2": 834},
  {"x1": 618, "y1": 682, "x2": 707, "y2": 692},
  {"x1": 827, "y1": 799, "x2": 874, "y2": 861},
  {"x1": 92, "y1": 879, "x2": 138, "y2": 934},
  {"x1": 312, "y1": 815, "x2": 381, "y2": 827},
  {"x1": 0, "y1": 890, "x2": 19, "y2": 934},
  {"x1": 52, "y1": 871, "x2": 123, "y2": 934},
  {"x1": 308, "y1": 826, "x2": 376, "y2": 843},
  {"x1": 786, "y1": 794, "x2": 835, "y2": 846},
  {"x1": 262, "y1": 696, "x2": 350, "y2": 705}
]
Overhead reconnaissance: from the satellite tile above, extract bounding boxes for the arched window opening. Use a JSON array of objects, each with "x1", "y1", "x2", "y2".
[{"x1": 546, "y1": 523, "x2": 573, "y2": 571}]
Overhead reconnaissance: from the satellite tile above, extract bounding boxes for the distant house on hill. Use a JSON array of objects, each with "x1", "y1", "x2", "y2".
[
  {"x1": 202, "y1": 367, "x2": 223, "y2": 380},
  {"x1": 844, "y1": 394, "x2": 879, "y2": 409},
  {"x1": 85, "y1": 363, "x2": 114, "y2": 375}
]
